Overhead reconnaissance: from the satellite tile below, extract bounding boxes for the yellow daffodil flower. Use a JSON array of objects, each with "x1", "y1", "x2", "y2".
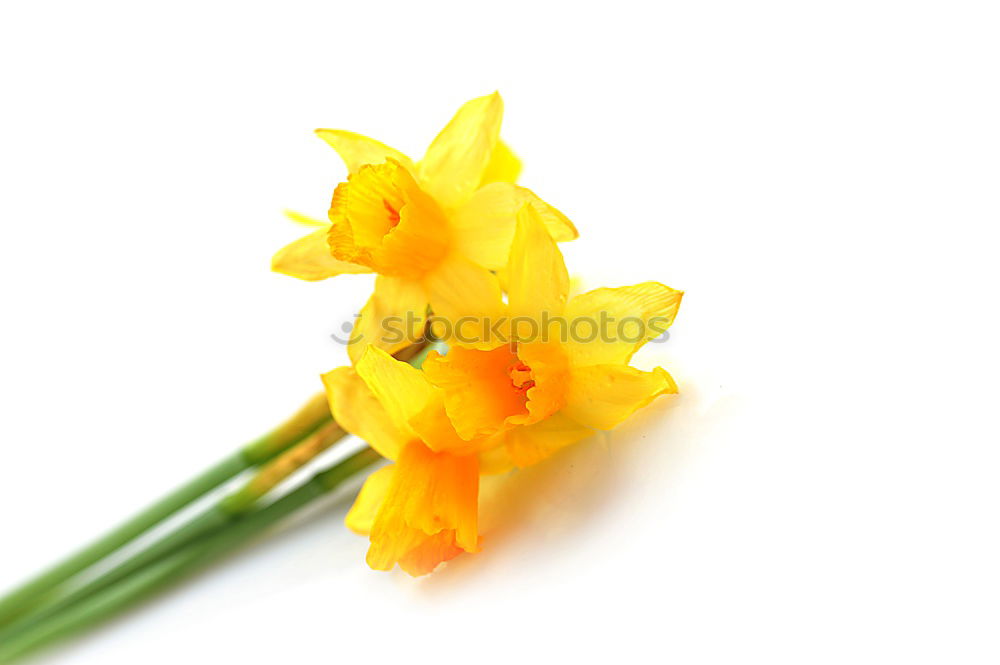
[
  {"x1": 321, "y1": 361, "x2": 481, "y2": 576},
  {"x1": 272, "y1": 93, "x2": 578, "y2": 362},
  {"x1": 323, "y1": 206, "x2": 683, "y2": 575}
]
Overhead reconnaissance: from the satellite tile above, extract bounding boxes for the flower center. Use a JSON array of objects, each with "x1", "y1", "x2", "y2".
[
  {"x1": 382, "y1": 199, "x2": 401, "y2": 229},
  {"x1": 508, "y1": 359, "x2": 535, "y2": 393}
]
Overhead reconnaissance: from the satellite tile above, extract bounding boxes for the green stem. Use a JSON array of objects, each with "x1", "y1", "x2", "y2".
[
  {"x1": 0, "y1": 422, "x2": 349, "y2": 643},
  {"x1": 0, "y1": 448, "x2": 381, "y2": 664},
  {"x1": 220, "y1": 422, "x2": 347, "y2": 514},
  {"x1": 0, "y1": 393, "x2": 332, "y2": 627}
]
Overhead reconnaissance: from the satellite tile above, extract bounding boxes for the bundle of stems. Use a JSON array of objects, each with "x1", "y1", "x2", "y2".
[
  {"x1": 0, "y1": 341, "x2": 430, "y2": 663},
  {"x1": 0, "y1": 447, "x2": 380, "y2": 663}
]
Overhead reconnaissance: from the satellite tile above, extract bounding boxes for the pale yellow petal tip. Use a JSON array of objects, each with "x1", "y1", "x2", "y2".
[
  {"x1": 314, "y1": 129, "x2": 415, "y2": 175},
  {"x1": 318, "y1": 366, "x2": 348, "y2": 414},
  {"x1": 364, "y1": 550, "x2": 395, "y2": 572},
  {"x1": 270, "y1": 246, "x2": 322, "y2": 280},
  {"x1": 314, "y1": 127, "x2": 345, "y2": 148},
  {"x1": 525, "y1": 190, "x2": 579, "y2": 241},
  {"x1": 560, "y1": 215, "x2": 581, "y2": 241},
  {"x1": 654, "y1": 366, "x2": 680, "y2": 395},
  {"x1": 269, "y1": 248, "x2": 330, "y2": 281},
  {"x1": 356, "y1": 343, "x2": 388, "y2": 369},
  {"x1": 640, "y1": 281, "x2": 684, "y2": 298},
  {"x1": 663, "y1": 286, "x2": 685, "y2": 322},
  {"x1": 655, "y1": 283, "x2": 685, "y2": 312},
  {"x1": 479, "y1": 90, "x2": 503, "y2": 107},
  {"x1": 283, "y1": 209, "x2": 327, "y2": 228},
  {"x1": 271, "y1": 227, "x2": 372, "y2": 281},
  {"x1": 352, "y1": 345, "x2": 376, "y2": 378},
  {"x1": 313, "y1": 127, "x2": 349, "y2": 141},
  {"x1": 344, "y1": 510, "x2": 371, "y2": 536}
]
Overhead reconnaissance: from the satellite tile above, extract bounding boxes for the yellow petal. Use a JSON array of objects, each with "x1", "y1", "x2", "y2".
[
  {"x1": 354, "y1": 346, "x2": 439, "y2": 439},
  {"x1": 321, "y1": 367, "x2": 409, "y2": 461},
  {"x1": 562, "y1": 364, "x2": 678, "y2": 430},
  {"x1": 450, "y1": 183, "x2": 578, "y2": 270},
  {"x1": 345, "y1": 465, "x2": 395, "y2": 535},
  {"x1": 347, "y1": 276, "x2": 427, "y2": 365},
  {"x1": 367, "y1": 440, "x2": 479, "y2": 575},
  {"x1": 314, "y1": 129, "x2": 415, "y2": 175},
  {"x1": 354, "y1": 343, "x2": 475, "y2": 456},
  {"x1": 418, "y1": 92, "x2": 504, "y2": 209},
  {"x1": 385, "y1": 442, "x2": 480, "y2": 552},
  {"x1": 504, "y1": 411, "x2": 593, "y2": 467},
  {"x1": 507, "y1": 204, "x2": 570, "y2": 322},
  {"x1": 396, "y1": 530, "x2": 467, "y2": 576},
  {"x1": 563, "y1": 282, "x2": 683, "y2": 367},
  {"x1": 271, "y1": 228, "x2": 373, "y2": 281},
  {"x1": 477, "y1": 439, "x2": 516, "y2": 475},
  {"x1": 421, "y1": 252, "x2": 506, "y2": 349},
  {"x1": 283, "y1": 210, "x2": 329, "y2": 228},
  {"x1": 479, "y1": 139, "x2": 522, "y2": 186}
]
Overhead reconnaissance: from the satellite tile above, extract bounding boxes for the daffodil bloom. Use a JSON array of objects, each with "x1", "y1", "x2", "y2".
[
  {"x1": 320, "y1": 362, "x2": 480, "y2": 576},
  {"x1": 272, "y1": 93, "x2": 578, "y2": 362},
  {"x1": 323, "y1": 206, "x2": 682, "y2": 575}
]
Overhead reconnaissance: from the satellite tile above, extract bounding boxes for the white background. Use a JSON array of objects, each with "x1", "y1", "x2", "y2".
[{"x1": 1, "y1": 1, "x2": 998, "y2": 663}]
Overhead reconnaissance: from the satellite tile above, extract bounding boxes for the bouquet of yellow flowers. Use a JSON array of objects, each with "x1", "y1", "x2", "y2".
[{"x1": 0, "y1": 93, "x2": 682, "y2": 661}]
